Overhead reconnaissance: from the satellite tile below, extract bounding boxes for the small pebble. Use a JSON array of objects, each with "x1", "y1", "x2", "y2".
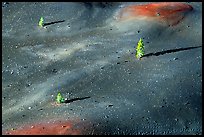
[
  {"x1": 81, "y1": 118, "x2": 86, "y2": 121},
  {"x1": 52, "y1": 69, "x2": 58, "y2": 73},
  {"x1": 7, "y1": 84, "x2": 12, "y2": 87},
  {"x1": 11, "y1": 128, "x2": 15, "y2": 131},
  {"x1": 11, "y1": 70, "x2": 14, "y2": 75},
  {"x1": 104, "y1": 115, "x2": 109, "y2": 119},
  {"x1": 26, "y1": 83, "x2": 31, "y2": 87}
]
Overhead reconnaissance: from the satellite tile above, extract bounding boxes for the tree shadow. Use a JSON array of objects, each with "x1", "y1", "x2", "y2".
[
  {"x1": 43, "y1": 20, "x2": 65, "y2": 27},
  {"x1": 142, "y1": 46, "x2": 202, "y2": 58},
  {"x1": 64, "y1": 96, "x2": 91, "y2": 104}
]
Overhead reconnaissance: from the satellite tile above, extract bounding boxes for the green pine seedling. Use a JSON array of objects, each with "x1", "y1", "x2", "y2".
[
  {"x1": 56, "y1": 92, "x2": 65, "y2": 103},
  {"x1": 136, "y1": 38, "x2": 145, "y2": 59},
  {"x1": 38, "y1": 17, "x2": 44, "y2": 27}
]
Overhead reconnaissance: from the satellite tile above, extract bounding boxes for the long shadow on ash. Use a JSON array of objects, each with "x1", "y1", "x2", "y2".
[
  {"x1": 43, "y1": 20, "x2": 65, "y2": 27},
  {"x1": 64, "y1": 96, "x2": 90, "y2": 104},
  {"x1": 143, "y1": 46, "x2": 202, "y2": 58}
]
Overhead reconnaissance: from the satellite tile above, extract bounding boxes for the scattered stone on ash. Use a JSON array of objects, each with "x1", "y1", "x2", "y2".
[
  {"x1": 38, "y1": 108, "x2": 43, "y2": 111},
  {"x1": 108, "y1": 104, "x2": 113, "y2": 107},
  {"x1": 2, "y1": 2, "x2": 9, "y2": 7},
  {"x1": 7, "y1": 84, "x2": 12, "y2": 87},
  {"x1": 10, "y1": 70, "x2": 14, "y2": 75},
  {"x1": 81, "y1": 118, "x2": 86, "y2": 121},
  {"x1": 52, "y1": 68, "x2": 58, "y2": 73},
  {"x1": 26, "y1": 83, "x2": 32, "y2": 87}
]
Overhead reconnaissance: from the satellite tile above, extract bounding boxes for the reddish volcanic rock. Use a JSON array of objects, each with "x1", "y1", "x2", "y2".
[
  {"x1": 117, "y1": 2, "x2": 193, "y2": 26},
  {"x1": 3, "y1": 120, "x2": 83, "y2": 135}
]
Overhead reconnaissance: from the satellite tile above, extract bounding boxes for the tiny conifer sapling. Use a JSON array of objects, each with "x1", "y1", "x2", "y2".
[
  {"x1": 136, "y1": 38, "x2": 145, "y2": 59},
  {"x1": 38, "y1": 17, "x2": 44, "y2": 27},
  {"x1": 56, "y1": 92, "x2": 65, "y2": 104}
]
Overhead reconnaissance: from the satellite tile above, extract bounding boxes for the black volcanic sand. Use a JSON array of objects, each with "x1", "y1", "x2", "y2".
[{"x1": 2, "y1": 2, "x2": 202, "y2": 135}]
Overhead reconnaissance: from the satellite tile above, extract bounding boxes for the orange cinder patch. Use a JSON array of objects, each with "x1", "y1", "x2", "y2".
[
  {"x1": 3, "y1": 120, "x2": 82, "y2": 135},
  {"x1": 117, "y1": 2, "x2": 193, "y2": 26}
]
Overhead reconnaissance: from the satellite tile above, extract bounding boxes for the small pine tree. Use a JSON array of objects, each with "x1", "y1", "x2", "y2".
[
  {"x1": 136, "y1": 38, "x2": 145, "y2": 59},
  {"x1": 56, "y1": 92, "x2": 65, "y2": 103},
  {"x1": 38, "y1": 17, "x2": 44, "y2": 27}
]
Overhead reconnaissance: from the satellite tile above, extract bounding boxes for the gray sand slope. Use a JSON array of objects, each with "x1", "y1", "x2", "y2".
[{"x1": 2, "y1": 2, "x2": 202, "y2": 135}]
